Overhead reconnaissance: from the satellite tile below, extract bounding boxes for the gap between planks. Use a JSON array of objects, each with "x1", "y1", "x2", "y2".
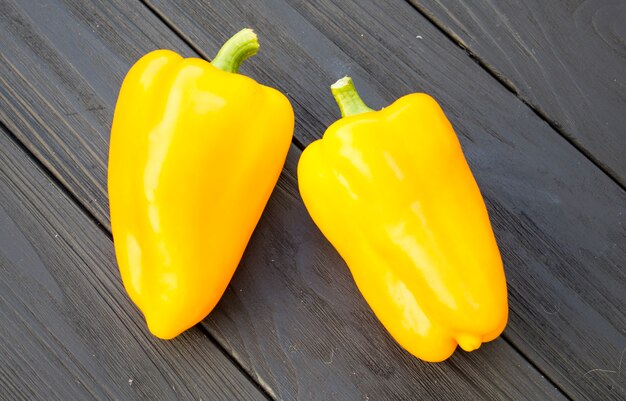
[
  {"x1": 502, "y1": 329, "x2": 572, "y2": 401},
  {"x1": 403, "y1": 0, "x2": 626, "y2": 192}
]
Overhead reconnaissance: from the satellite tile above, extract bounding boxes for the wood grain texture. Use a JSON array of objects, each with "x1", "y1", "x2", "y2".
[
  {"x1": 407, "y1": 0, "x2": 626, "y2": 186},
  {"x1": 0, "y1": 1, "x2": 567, "y2": 399},
  {"x1": 142, "y1": 0, "x2": 625, "y2": 399},
  {"x1": 0, "y1": 127, "x2": 268, "y2": 401},
  {"x1": 0, "y1": 0, "x2": 624, "y2": 400}
]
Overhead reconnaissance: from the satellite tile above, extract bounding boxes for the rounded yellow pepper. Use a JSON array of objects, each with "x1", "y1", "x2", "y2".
[
  {"x1": 297, "y1": 77, "x2": 508, "y2": 362},
  {"x1": 108, "y1": 29, "x2": 294, "y2": 339}
]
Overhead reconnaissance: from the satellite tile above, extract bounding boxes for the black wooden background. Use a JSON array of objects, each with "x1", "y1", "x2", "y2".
[{"x1": 1, "y1": 0, "x2": 624, "y2": 400}]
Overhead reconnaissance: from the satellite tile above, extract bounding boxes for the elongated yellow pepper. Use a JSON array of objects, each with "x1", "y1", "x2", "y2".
[
  {"x1": 108, "y1": 29, "x2": 294, "y2": 339},
  {"x1": 298, "y1": 77, "x2": 508, "y2": 362}
]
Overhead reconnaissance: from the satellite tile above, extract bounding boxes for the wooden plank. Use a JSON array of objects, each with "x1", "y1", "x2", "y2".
[
  {"x1": 0, "y1": 128, "x2": 268, "y2": 401},
  {"x1": 142, "y1": 0, "x2": 626, "y2": 399},
  {"x1": 407, "y1": 0, "x2": 626, "y2": 186},
  {"x1": 0, "y1": 1, "x2": 568, "y2": 400},
  {"x1": 0, "y1": 0, "x2": 621, "y2": 401}
]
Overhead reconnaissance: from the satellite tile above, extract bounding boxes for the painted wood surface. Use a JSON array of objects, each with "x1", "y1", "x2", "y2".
[
  {"x1": 408, "y1": 0, "x2": 626, "y2": 186},
  {"x1": 1, "y1": 0, "x2": 624, "y2": 400}
]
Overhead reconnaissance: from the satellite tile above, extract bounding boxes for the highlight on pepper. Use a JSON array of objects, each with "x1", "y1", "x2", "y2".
[
  {"x1": 297, "y1": 76, "x2": 508, "y2": 362},
  {"x1": 108, "y1": 29, "x2": 294, "y2": 339}
]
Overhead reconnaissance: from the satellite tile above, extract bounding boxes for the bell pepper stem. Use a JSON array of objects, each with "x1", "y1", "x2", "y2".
[
  {"x1": 331, "y1": 76, "x2": 374, "y2": 117},
  {"x1": 211, "y1": 28, "x2": 259, "y2": 73}
]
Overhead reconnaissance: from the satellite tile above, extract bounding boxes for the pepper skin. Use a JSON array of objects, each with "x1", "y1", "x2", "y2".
[
  {"x1": 297, "y1": 77, "x2": 508, "y2": 362},
  {"x1": 108, "y1": 29, "x2": 294, "y2": 339}
]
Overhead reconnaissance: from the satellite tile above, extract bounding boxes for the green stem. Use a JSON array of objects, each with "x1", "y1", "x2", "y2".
[
  {"x1": 331, "y1": 76, "x2": 373, "y2": 117},
  {"x1": 211, "y1": 28, "x2": 259, "y2": 73}
]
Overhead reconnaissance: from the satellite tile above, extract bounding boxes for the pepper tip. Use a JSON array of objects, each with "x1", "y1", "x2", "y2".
[{"x1": 456, "y1": 334, "x2": 482, "y2": 352}]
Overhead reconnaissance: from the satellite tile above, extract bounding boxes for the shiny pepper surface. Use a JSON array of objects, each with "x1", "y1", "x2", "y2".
[
  {"x1": 108, "y1": 29, "x2": 294, "y2": 339},
  {"x1": 297, "y1": 77, "x2": 508, "y2": 362}
]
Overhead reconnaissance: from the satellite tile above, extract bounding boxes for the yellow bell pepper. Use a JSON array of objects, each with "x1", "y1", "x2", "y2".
[
  {"x1": 108, "y1": 29, "x2": 294, "y2": 339},
  {"x1": 297, "y1": 77, "x2": 508, "y2": 362}
]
